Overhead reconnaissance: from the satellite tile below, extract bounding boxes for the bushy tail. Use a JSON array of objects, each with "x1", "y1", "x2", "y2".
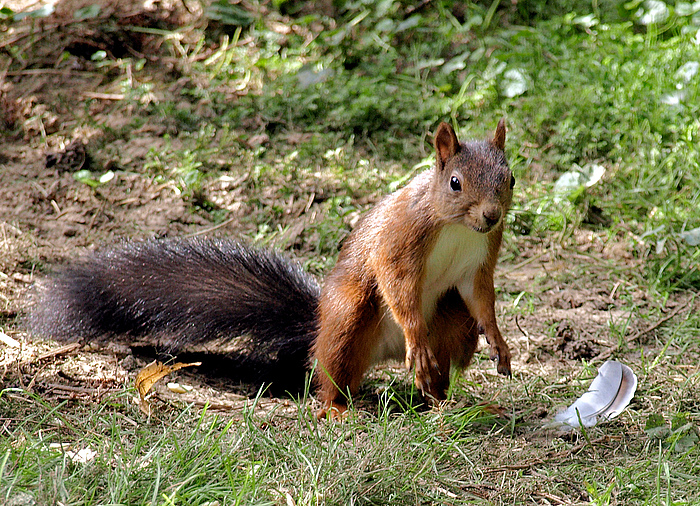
[{"x1": 29, "y1": 237, "x2": 320, "y2": 388}]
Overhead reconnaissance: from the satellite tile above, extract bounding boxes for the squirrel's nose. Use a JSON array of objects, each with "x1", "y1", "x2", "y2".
[{"x1": 483, "y1": 208, "x2": 501, "y2": 228}]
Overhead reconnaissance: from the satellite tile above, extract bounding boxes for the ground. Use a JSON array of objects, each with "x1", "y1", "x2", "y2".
[
  {"x1": 1, "y1": 1, "x2": 699, "y2": 504},
  {"x1": 0, "y1": 0, "x2": 696, "y2": 426}
]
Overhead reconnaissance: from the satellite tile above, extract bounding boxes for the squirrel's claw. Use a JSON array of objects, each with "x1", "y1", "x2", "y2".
[
  {"x1": 316, "y1": 401, "x2": 348, "y2": 421},
  {"x1": 406, "y1": 344, "x2": 440, "y2": 395},
  {"x1": 497, "y1": 360, "x2": 512, "y2": 377},
  {"x1": 492, "y1": 349, "x2": 512, "y2": 377},
  {"x1": 487, "y1": 336, "x2": 512, "y2": 377}
]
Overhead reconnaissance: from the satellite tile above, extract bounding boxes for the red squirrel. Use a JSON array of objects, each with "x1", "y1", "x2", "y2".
[{"x1": 30, "y1": 120, "x2": 514, "y2": 418}]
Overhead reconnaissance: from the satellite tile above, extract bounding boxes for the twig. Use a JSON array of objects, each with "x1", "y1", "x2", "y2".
[
  {"x1": 483, "y1": 436, "x2": 608, "y2": 473},
  {"x1": 27, "y1": 362, "x2": 49, "y2": 391},
  {"x1": 43, "y1": 383, "x2": 119, "y2": 400},
  {"x1": 44, "y1": 383, "x2": 97, "y2": 394},
  {"x1": 0, "y1": 14, "x2": 119, "y2": 50},
  {"x1": 502, "y1": 250, "x2": 548, "y2": 274},
  {"x1": 0, "y1": 331, "x2": 20, "y2": 348},
  {"x1": 625, "y1": 298, "x2": 694, "y2": 344},
  {"x1": 597, "y1": 297, "x2": 695, "y2": 361},
  {"x1": 532, "y1": 491, "x2": 576, "y2": 505},
  {"x1": 87, "y1": 200, "x2": 107, "y2": 231},
  {"x1": 189, "y1": 399, "x2": 247, "y2": 411},
  {"x1": 183, "y1": 216, "x2": 238, "y2": 238},
  {"x1": 0, "y1": 55, "x2": 10, "y2": 88},
  {"x1": 4, "y1": 69, "x2": 102, "y2": 76},
  {"x1": 405, "y1": 0, "x2": 432, "y2": 16},
  {"x1": 0, "y1": 30, "x2": 47, "y2": 51},
  {"x1": 33, "y1": 342, "x2": 82, "y2": 363},
  {"x1": 81, "y1": 91, "x2": 125, "y2": 100},
  {"x1": 515, "y1": 315, "x2": 529, "y2": 338}
]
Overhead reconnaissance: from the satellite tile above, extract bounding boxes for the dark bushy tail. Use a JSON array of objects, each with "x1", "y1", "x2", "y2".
[{"x1": 29, "y1": 238, "x2": 320, "y2": 388}]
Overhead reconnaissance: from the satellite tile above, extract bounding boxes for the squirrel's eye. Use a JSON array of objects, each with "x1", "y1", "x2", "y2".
[
  {"x1": 510, "y1": 175, "x2": 516, "y2": 189},
  {"x1": 450, "y1": 175, "x2": 462, "y2": 192}
]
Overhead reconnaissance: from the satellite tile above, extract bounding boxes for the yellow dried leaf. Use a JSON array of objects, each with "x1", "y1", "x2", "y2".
[{"x1": 134, "y1": 360, "x2": 201, "y2": 399}]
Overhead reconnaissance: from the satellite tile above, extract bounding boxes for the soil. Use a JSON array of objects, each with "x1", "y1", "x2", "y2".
[{"x1": 1, "y1": 0, "x2": 694, "y2": 420}]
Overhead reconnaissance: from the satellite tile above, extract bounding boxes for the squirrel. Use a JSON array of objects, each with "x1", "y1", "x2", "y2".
[{"x1": 30, "y1": 120, "x2": 514, "y2": 419}]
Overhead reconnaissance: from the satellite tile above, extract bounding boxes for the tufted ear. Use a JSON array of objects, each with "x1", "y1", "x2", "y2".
[
  {"x1": 434, "y1": 122, "x2": 460, "y2": 169},
  {"x1": 492, "y1": 118, "x2": 506, "y2": 151}
]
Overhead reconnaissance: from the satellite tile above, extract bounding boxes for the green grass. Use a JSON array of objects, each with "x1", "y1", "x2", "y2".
[
  {"x1": 2, "y1": 0, "x2": 700, "y2": 504},
  {"x1": 3, "y1": 355, "x2": 700, "y2": 505}
]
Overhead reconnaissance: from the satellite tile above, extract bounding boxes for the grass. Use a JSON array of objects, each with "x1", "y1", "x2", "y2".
[
  {"x1": 1, "y1": 0, "x2": 700, "y2": 504},
  {"x1": 3, "y1": 357, "x2": 700, "y2": 505}
]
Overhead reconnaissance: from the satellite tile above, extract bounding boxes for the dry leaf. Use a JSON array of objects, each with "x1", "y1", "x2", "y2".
[
  {"x1": 135, "y1": 360, "x2": 200, "y2": 416},
  {"x1": 48, "y1": 443, "x2": 97, "y2": 464},
  {"x1": 67, "y1": 448, "x2": 97, "y2": 464},
  {"x1": 134, "y1": 360, "x2": 201, "y2": 398}
]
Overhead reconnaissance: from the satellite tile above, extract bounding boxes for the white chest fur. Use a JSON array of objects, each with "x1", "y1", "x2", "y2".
[
  {"x1": 422, "y1": 224, "x2": 488, "y2": 314},
  {"x1": 371, "y1": 224, "x2": 489, "y2": 364}
]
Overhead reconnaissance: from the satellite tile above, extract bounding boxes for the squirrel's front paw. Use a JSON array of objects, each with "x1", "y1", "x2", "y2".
[
  {"x1": 405, "y1": 345, "x2": 440, "y2": 395},
  {"x1": 488, "y1": 342, "x2": 512, "y2": 377},
  {"x1": 316, "y1": 401, "x2": 348, "y2": 421}
]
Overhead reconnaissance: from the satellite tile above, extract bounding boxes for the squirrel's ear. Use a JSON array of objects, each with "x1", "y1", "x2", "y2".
[
  {"x1": 492, "y1": 118, "x2": 506, "y2": 151},
  {"x1": 434, "y1": 122, "x2": 460, "y2": 168}
]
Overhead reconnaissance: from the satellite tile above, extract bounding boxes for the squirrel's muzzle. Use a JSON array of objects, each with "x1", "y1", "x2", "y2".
[{"x1": 482, "y1": 207, "x2": 502, "y2": 229}]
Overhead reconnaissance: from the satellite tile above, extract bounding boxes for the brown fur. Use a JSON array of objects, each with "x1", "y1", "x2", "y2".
[{"x1": 313, "y1": 120, "x2": 514, "y2": 418}]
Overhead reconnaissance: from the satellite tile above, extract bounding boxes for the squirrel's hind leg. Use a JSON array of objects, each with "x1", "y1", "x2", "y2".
[
  {"x1": 427, "y1": 288, "x2": 480, "y2": 400},
  {"x1": 312, "y1": 291, "x2": 383, "y2": 419}
]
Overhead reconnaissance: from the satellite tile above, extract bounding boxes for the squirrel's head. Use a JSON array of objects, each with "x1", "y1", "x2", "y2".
[{"x1": 432, "y1": 119, "x2": 514, "y2": 234}]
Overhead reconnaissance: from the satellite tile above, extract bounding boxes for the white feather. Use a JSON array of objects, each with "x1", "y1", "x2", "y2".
[{"x1": 552, "y1": 360, "x2": 638, "y2": 429}]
